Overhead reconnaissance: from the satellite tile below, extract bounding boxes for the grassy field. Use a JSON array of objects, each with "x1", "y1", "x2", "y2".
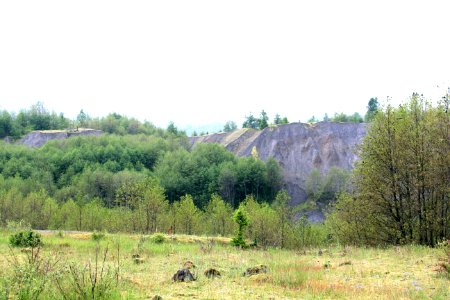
[{"x1": 0, "y1": 230, "x2": 448, "y2": 299}]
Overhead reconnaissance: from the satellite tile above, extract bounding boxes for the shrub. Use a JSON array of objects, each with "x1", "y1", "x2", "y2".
[
  {"x1": 91, "y1": 231, "x2": 106, "y2": 241},
  {"x1": 9, "y1": 230, "x2": 43, "y2": 248},
  {"x1": 151, "y1": 233, "x2": 166, "y2": 244}
]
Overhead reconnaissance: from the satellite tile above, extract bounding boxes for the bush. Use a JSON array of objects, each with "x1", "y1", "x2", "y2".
[
  {"x1": 9, "y1": 230, "x2": 43, "y2": 248},
  {"x1": 91, "y1": 231, "x2": 106, "y2": 241},
  {"x1": 151, "y1": 233, "x2": 166, "y2": 244}
]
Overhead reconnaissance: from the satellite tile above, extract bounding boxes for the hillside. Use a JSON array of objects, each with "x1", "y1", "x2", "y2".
[
  {"x1": 19, "y1": 128, "x2": 103, "y2": 147},
  {"x1": 190, "y1": 122, "x2": 367, "y2": 205}
]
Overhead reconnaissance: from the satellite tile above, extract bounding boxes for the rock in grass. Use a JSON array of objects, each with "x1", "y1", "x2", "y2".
[
  {"x1": 204, "y1": 268, "x2": 221, "y2": 279},
  {"x1": 243, "y1": 265, "x2": 267, "y2": 276},
  {"x1": 183, "y1": 260, "x2": 196, "y2": 269},
  {"x1": 172, "y1": 269, "x2": 195, "y2": 282}
]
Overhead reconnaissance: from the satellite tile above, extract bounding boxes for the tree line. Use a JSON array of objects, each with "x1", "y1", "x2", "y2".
[
  {"x1": 0, "y1": 102, "x2": 186, "y2": 140},
  {"x1": 0, "y1": 135, "x2": 282, "y2": 209},
  {"x1": 0, "y1": 180, "x2": 327, "y2": 249}
]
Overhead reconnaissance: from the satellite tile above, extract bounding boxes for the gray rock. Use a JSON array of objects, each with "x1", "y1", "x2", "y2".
[
  {"x1": 190, "y1": 122, "x2": 366, "y2": 207},
  {"x1": 172, "y1": 269, "x2": 195, "y2": 282}
]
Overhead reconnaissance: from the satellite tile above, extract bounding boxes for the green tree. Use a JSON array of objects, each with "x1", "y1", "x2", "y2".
[
  {"x1": 242, "y1": 195, "x2": 278, "y2": 247},
  {"x1": 274, "y1": 114, "x2": 289, "y2": 124},
  {"x1": 259, "y1": 110, "x2": 269, "y2": 129},
  {"x1": 218, "y1": 161, "x2": 237, "y2": 207},
  {"x1": 265, "y1": 158, "x2": 283, "y2": 200},
  {"x1": 331, "y1": 112, "x2": 348, "y2": 122},
  {"x1": 305, "y1": 169, "x2": 323, "y2": 201},
  {"x1": 242, "y1": 113, "x2": 259, "y2": 129},
  {"x1": 231, "y1": 207, "x2": 249, "y2": 247},
  {"x1": 273, "y1": 190, "x2": 294, "y2": 248},
  {"x1": 348, "y1": 112, "x2": 363, "y2": 123},
  {"x1": 175, "y1": 194, "x2": 201, "y2": 235},
  {"x1": 329, "y1": 94, "x2": 449, "y2": 246},
  {"x1": 167, "y1": 121, "x2": 178, "y2": 135},
  {"x1": 140, "y1": 178, "x2": 168, "y2": 233},
  {"x1": 0, "y1": 110, "x2": 13, "y2": 138},
  {"x1": 364, "y1": 97, "x2": 379, "y2": 122},
  {"x1": 223, "y1": 121, "x2": 237, "y2": 132},
  {"x1": 274, "y1": 114, "x2": 282, "y2": 125},
  {"x1": 76, "y1": 109, "x2": 88, "y2": 128},
  {"x1": 204, "y1": 194, "x2": 234, "y2": 236},
  {"x1": 308, "y1": 116, "x2": 318, "y2": 123}
]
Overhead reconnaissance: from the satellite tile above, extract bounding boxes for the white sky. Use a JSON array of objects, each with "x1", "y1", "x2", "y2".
[{"x1": 0, "y1": 1, "x2": 449, "y2": 129}]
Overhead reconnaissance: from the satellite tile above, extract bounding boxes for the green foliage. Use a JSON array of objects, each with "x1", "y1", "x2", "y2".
[
  {"x1": 6, "y1": 219, "x2": 31, "y2": 231},
  {"x1": 242, "y1": 110, "x2": 271, "y2": 130},
  {"x1": 204, "y1": 194, "x2": 234, "y2": 236},
  {"x1": 259, "y1": 110, "x2": 269, "y2": 129},
  {"x1": 305, "y1": 167, "x2": 350, "y2": 205},
  {"x1": 273, "y1": 190, "x2": 293, "y2": 248},
  {"x1": 156, "y1": 143, "x2": 282, "y2": 207},
  {"x1": 330, "y1": 112, "x2": 363, "y2": 123},
  {"x1": 0, "y1": 103, "x2": 187, "y2": 140},
  {"x1": 3, "y1": 247, "x2": 57, "y2": 300},
  {"x1": 231, "y1": 207, "x2": 249, "y2": 248},
  {"x1": 328, "y1": 94, "x2": 450, "y2": 246},
  {"x1": 77, "y1": 109, "x2": 88, "y2": 128},
  {"x1": 223, "y1": 121, "x2": 237, "y2": 132},
  {"x1": 273, "y1": 114, "x2": 289, "y2": 125},
  {"x1": 242, "y1": 113, "x2": 259, "y2": 129},
  {"x1": 9, "y1": 230, "x2": 43, "y2": 248},
  {"x1": 151, "y1": 233, "x2": 166, "y2": 244},
  {"x1": 364, "y1": 97, "x2": 379, "y2": 122},
  {"x1": 173, "y1": 195, "x2": 201, "y2": 235},
  {"x1": 91, "y1": 231, "x2": 106, "y2": 241},
  {"x1": 242, "y1": 195, "x2": 279, "y2": 248},
  {"x1": 308, "y1": 116, "x2": 318, "y2": 123}
]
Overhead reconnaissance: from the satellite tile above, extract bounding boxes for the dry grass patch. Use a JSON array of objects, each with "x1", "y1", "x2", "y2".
[{"x1": 0, "y1": 231, "x2": 448, "y2": 299}]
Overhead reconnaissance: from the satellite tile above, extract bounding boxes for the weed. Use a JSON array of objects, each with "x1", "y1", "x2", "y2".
[
  {"x1": 54, "y1": 244, "x2": 121, "y2": 300},
  {"x1": 4, "y1": 246, "x2": 60, "y2": 299}
]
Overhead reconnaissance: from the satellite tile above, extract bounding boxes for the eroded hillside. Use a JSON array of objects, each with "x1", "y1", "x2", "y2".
[{"x1": 190, "y1": 122, "x2": 367, "y2": 204}]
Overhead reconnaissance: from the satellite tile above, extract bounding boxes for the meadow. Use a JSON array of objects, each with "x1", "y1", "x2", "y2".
[{"x1": 0, "y1": 230, "x2": 448, "y2": 299}]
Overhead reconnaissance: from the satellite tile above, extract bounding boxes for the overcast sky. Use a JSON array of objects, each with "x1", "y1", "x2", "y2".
[{"x1": 0, "y1": 1, "x2": 449, "y2": 129}]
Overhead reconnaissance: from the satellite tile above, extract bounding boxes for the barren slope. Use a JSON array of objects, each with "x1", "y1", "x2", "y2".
[{"x1": 190, "y1": 122, "x2": 367, "y2": 204}]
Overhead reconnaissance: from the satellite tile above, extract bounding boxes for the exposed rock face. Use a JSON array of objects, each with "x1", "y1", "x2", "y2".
[
  {"x1": 190, "y1": 122, "x2": 367, "y2": 205},
  {"x1": 20, "y1": 128, "x2": 103, "y2": 147}
]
